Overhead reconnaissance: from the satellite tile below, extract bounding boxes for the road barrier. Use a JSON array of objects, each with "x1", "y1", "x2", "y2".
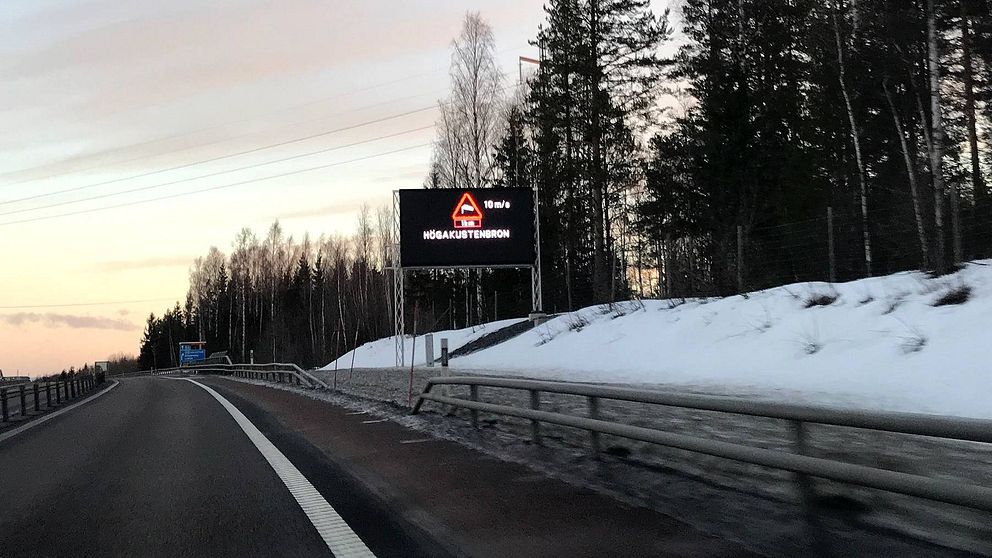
[
  {"x1": 151, "y1": 363, "x2": 329, "y2": 390},
  {"x1": 412, "y1": 376, "x2": 992, "y2": 513},
  {"x1": 0, "y1": 375, "x2": 99, "y2": 425}
]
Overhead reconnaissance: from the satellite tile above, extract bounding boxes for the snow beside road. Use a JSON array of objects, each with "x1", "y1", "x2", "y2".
[
  {"x1": 326, "y1": 261, "x2": 992, "y2": 419},
  {"x1": 321, "y1": 319, "x2": 521, "y2": 370}
]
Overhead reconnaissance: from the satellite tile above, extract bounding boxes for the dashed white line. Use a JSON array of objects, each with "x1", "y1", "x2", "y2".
[
  {"x1": 399, "y1": 438, "x2": 435, "y2": 445},
  {"x1": 346, "y1": 411, "x2": 367, "y2": 416},
  {"x1": 360, "y1": 419, "x2": 388, "y2": 424},
  {"x1": 0, "y1": 381, "x2": 119, "y2": 444},
  {"x1": 183, "y1": 379, "x2": 376, "y2": 558}
]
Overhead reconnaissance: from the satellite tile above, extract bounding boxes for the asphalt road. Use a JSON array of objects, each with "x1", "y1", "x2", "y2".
[
  {"x1": 0, "y1": 377, "x2": 341, "y2": 557},
  {"x1": 0, "y1": 375, "x2": 765, "y2": 557}
]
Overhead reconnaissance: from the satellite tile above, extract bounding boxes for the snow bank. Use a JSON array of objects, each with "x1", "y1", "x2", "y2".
[
  {"x1": 321, "y1": 319, "x2": 522, "y2": 370},
  {"x1": 327, "y1": 261, "x2": 992, "y2": 419}
]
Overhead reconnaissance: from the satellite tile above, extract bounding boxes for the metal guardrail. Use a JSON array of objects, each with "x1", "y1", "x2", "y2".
[
  {"x1": 150, "y1": 362, "x2": 329, "y2": 390},
  {"x1": 412, "y1": 376, "x2": 992, "y2": 513},
  {"x1": 1, "y1": 375, "x2": 99, "y2": 425}
]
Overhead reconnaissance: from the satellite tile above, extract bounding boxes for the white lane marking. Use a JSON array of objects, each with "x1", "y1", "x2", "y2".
[
  {"x1": 183, "y1": 379, "x2": 376, "y2": 558},
  {"x1": 345, "y1": 411, "x2": 367, "y2": 416},
  {"x1": 360, "y1": 419, "x2": 388, "y2": 424},
  {"x1": 399, "y1": 438, "x2": 434, "y2": 445},
  {"x1": 0, "y1": 381, "x2": 119, "y2": 444}
]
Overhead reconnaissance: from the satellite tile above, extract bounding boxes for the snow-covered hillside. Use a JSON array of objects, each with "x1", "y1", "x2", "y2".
[
  {"x1": 322, "y1": 318, "x2": 521, "y2": 370},
  {"x1": 326, "y1": 261, "x2": 992, "y2": 419}
]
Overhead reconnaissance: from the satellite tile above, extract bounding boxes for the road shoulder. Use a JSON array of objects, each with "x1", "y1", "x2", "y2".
[{"x1": 201, "y1": 376, "x2": 760, "y2": 558}]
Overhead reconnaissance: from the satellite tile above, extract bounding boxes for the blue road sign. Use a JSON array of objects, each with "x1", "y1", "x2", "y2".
[{"x1": 179, "y1": 348, "x2": 206, "y2": 364}]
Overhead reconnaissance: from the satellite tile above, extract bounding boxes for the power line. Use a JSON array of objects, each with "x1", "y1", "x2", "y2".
[
  {"x1": 0, "y1": 298, "x2": 178, "y2": 310},
  {"x1": 0, "y1": 142, "x2": 431, "y2": 227},
  {"x1": 1, "y1": 79, "x2": 518, "y2": 212},
  {"x1": 0, "y1": 105, "x2": 438, "y2": 208},
  {"x1": 0, "y1": 124, "x2": 434, "y2": 218},
  {"x1": 0, "y1": 91, "x2": 443, "y2": 196},
  {"x1": 0, "y1": 42, "x2": 533, "y2": 190},
  {"x1": 0, "y1": 69, "x2": 453, "y2": 187}
]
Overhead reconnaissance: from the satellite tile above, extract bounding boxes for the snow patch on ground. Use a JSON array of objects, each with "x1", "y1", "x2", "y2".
[
  {"x1": 326, "y1": 261, "x2": 992, "y2": 419},
  {"x1": 320, "y1": 318, "x2": 521, "y2": 370}
]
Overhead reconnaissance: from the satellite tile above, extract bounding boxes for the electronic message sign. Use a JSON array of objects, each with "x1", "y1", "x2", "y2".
[{"x1": 399, "y1": 188, "x2": 535, "y2": 268}]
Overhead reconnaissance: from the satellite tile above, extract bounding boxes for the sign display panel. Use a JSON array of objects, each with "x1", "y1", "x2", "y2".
[
  {"x1": 400, "y1": 188, "x2": 535, "y2": 268},
  {"x1": 179, "y1": 342, "x2": 207, "y2": 365}
]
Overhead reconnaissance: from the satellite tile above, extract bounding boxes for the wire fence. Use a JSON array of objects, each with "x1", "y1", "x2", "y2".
[{"x1": 649, "y1": 204, "x2": 992, "y2": 298}]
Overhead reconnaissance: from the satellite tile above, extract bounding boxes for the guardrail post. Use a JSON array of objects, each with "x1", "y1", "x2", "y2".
[
  {"x1": 470, "y1": 385, "x2": 479, "y2": 428},
  {"x1": 425, "y1": 333, "x2": 434, "y2": 367},
  {"x1": 56, "y1": 382, "x2": 62, "y2": 405},
  {"x1": 33, "y1": 384, "x2": 40, "y2": 413},
  {"x1": 529, "y1": 390, "x2": 542, "y2": 445},
  {"x1": 45, "y1": 382, "x2": 51, "y2": 408},
  {"x1": 792, "y1": 421, "x2": 829, "y2": 556},
  {"x1": 1, "y1": 388, "x2": 8, "y2": 422},
  {"x1": 19, "y1": 385, "x2": 27, "y2": 417},
  {"x1": 588, "y1": 396, "x2": 601, "y2": 457}
]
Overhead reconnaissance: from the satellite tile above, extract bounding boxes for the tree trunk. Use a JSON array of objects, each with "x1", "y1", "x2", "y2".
[
  {"x1": 960, "y1": 5, "x2": 986, "y2": 241},
  {"x1": 832, "y1": 10, "x2": 873, "y2": 276},
  {"x1": 927, "y1": 0, "x2": 947, "y2": 273},
  {"x1": 589, "y1": 0, "x2": 609, "y2": 303},
  {"x1": 883, "y1": 79, "x2": 930, "y2": 269}
]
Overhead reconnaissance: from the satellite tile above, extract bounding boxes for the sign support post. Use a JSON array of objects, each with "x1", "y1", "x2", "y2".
[
  {"x1": 531, "y1": 181, "x2": 543, "y2": 314},
  {"x1": 393, "y1": 190, "x2": 405, "y2": 367}
]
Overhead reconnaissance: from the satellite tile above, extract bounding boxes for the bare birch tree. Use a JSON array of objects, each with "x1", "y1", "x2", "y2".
[
  {"x1": 430, "y1": 12, "x2": 505, "y2": 188},
  {"x1": 832, "y1": 7, "x2": 872, "y2": 276},
  {"x1": 883, "y1": 78, "x2": 929, "y2": 268},
  {"x1": 927, "y1": 0, "x2": 948, "y2": 273}
]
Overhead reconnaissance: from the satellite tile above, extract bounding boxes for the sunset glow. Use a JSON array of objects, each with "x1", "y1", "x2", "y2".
[{"x1": 0, "y1": 0, "x2": 549, "y2": 375}]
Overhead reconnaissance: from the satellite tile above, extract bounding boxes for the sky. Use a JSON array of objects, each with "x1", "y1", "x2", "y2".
[{"x1": 0, "y1": 0, "x2": 675, "y2": 376}]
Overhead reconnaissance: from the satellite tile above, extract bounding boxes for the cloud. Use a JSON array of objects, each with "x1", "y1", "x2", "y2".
[
  {"x1": 96, "y1": 255, "x2": 192, "y2": 272},
  {"x1": 0, "y1": 313, "x2": 137, "y2": 331}
]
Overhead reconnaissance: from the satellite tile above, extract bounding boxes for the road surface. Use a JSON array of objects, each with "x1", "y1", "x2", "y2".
[
  {"x1": 0, "y1": 377, "x2": 367, "y2": 557},
  {"x1": 0, "y1": 375, "x2": 759, "y2": 557}
]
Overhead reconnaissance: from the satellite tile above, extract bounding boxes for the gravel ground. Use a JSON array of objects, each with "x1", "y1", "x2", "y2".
[{"x1": 283, "y1": 367, "x2": 991, "y2": 557}]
